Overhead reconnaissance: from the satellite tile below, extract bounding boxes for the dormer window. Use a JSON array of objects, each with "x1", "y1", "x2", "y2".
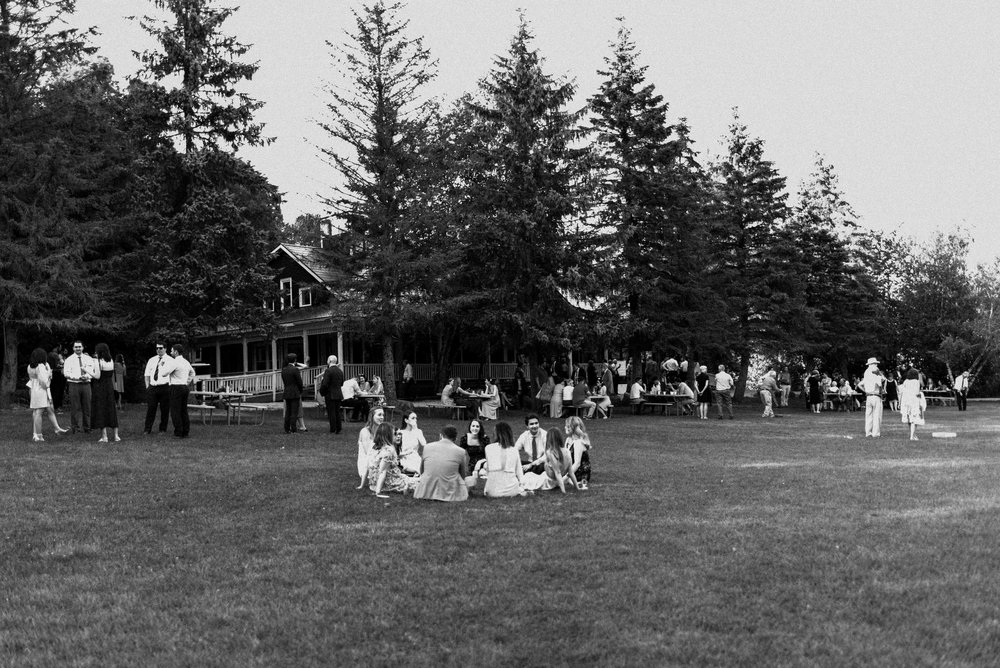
[
  {"x1": 299, "y1": 287, "x2": 312, "y2": 307},
  {"x1": 279, "y1": 278, "x2": 292, "y2": 310}
]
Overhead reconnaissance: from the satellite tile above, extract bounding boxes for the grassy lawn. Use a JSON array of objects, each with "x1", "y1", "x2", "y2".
[{"x1": 3, "y1": 401, "x2": 1000, "y2": 666}]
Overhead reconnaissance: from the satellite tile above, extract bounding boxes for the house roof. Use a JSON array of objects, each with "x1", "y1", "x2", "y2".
[{"x1": 272, "y1": 243, "x2": 345, "y2": 284}]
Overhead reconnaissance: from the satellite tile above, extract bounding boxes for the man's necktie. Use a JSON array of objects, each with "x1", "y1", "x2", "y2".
[
  {"x1": 532, "y1": 436, "x2": 537, "y2": 461},
  {"x1": 154, "y1": 360, "x2": 160, "y2": 381}
]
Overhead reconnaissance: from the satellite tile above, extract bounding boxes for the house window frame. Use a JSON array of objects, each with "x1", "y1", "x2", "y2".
[
  {"x1": 279, "y1": 278, "x2": 293, "y2": 310},
  {"x1": 298, "y1": 286, "x2": 312, "y2": 308}
]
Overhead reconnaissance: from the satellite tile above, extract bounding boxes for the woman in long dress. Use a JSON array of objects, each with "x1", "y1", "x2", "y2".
[
  {"x1": 27, "y1": 348, "x2": 68, "y2": 442},
  {"x1": 398, "y1": 411, "x2": 427, "y2": 474},
  {"x1": 476, "y1": 421, "x2": 526, "y2": 498},
  {"x1": 565, "y1": 416, "x2": 591, "y2": 490},
  {"x1": 479, "y1": 378, "x2": 501, "y2": 420},
  {"x1": 356, "y1": 407, "x2": 386, "y2": 489},
  {"x1": 898, "y1": 367, "x2": 926, "y2": 441},
  {"x1": 90, "y1": 343, "x2": 120, "y2": 443},
  {"x1": 368, "y1": 423, "x2": 417, "y2": 497}
]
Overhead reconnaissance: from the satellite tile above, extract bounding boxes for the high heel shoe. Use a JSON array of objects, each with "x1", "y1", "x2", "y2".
[
  {"x1": 32, "y1": 434, "x2": 44, "y2": 442},
  {"x1": 56, "y1": 427, "x2": 70, "y2": 434},
  {"x1": 97, "y1": 438, "x2": 108, "y2": 443},
  {"x1": 114, "y1": 435, "x2": 121, "y2": 442}
]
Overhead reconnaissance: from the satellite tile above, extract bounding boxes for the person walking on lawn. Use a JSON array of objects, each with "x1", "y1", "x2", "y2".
[{"x1": 282, "y1": 353, "x2": 304, "y2": 435}]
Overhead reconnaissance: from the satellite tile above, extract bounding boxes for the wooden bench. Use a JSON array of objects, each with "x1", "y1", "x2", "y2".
[{"x1": 187, "y1": 403, "x2": 225, "y2": 425}]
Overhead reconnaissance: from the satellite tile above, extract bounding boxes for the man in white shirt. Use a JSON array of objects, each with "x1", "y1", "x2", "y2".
[
  {"x1": 167, "y1": 344, "x2": 195, "y2": 438},
  {"x1": 714, "y1": 365, "x2": 735, "y2": 419},
  {"x1": 63, "y1": 340, "x2": 97, "y2": 432},
  {"x1": 953, "y1": 370, "x2": 971, "y2": 411},
  {"x1": 860, "y1": 357, "x2": 886, "y2": 438},
  {"x1": 515, "y1": 414, "x2": 547, "y2": 475},
  {"x1": 143, "y1": 342, "x2": 175, "y2": 435},
  {"x1": 402, "y1": 359, "x2": 415, "y2": 401},
  {"x1": 629, "y1": 379, "x2": 646, "y2": 414},
  {"x1": 341, "y1": 375, "x2": 368, "y2": 422}
]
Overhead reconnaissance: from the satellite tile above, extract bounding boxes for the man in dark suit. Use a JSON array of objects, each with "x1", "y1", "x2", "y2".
[
  {"x1": 281, "y1": 353, "x2": 304, "y2": 434},
  {"x1": 318, "y1": 354, "x2": 345, "y2": 434}
]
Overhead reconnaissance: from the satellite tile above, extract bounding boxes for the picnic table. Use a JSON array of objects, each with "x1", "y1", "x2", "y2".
[
  {"x1": 923, "y1": 389, "x2": 955, "y2": 406},
  {"x1": 640, "y1": 392, "x2": 687, "y2": 415},
  {"x1": 188, "y1": 391, "x2": 260, "y2": 425}
]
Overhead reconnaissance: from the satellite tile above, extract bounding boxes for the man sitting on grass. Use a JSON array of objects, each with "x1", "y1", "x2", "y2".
[
  {"x1": 413, "y1": 425, "x2": 469, "y2": 502},
  {"x1": 515, "y1": 414, "x2": 547, "y2": 475}
]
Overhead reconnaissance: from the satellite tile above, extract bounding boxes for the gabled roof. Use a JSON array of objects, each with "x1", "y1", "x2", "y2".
[{"x1": 271, "y1": 243, "x2": 344, "y2": 284}]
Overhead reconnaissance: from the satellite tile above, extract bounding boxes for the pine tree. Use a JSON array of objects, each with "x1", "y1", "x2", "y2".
[
  {"x1": 319, "y1": 0, "x2": 459, "y2": 401},
  {"x1": 460, "y1": 13, "x2": 594, "y2": 359},
  {"x1": 709, "y1": 110, "x2": 804, "y2": 398},
  {"x1": 0, "y1": 0, "x2": 108, "y2": 406},
  {"x1": 587, "y1": 21, "x2": 722, "y2": 379},
  {"x1": 786, "y1": 155, "x2": 878, "y2": 372},
  {"x1": 119, "y1": 0, "x2": 281, "y2": 343}
]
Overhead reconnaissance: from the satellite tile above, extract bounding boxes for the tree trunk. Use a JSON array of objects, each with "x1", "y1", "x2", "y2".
[
  {"x1": 1, "y1": 320, "x2": 17, "y2": 409},
  {"x1": 381, "y1": 334, "x2": 397, "y2": 404}
]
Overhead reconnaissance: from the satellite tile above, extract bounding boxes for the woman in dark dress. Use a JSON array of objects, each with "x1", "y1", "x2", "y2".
[
  {"x1": 459, "y1": 418, "x2": 490, "y2": 470},
  {"x1": 807, "y1": 370, "x2": 822, "y2": 414},
  {"x1": 695, "y1": 365, "x2": 712, "y2": 420},
  {"x1": 90, "y1": 343, "x2": 120, "y2": 442}
]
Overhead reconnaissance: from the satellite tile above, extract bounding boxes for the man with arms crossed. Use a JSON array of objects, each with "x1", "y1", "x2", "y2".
[{"x1": 167, "y1": 344, "x2": 195, "y2": 438}]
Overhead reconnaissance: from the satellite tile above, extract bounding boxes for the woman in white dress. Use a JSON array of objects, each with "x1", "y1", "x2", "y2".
[
  {"x1": 521, "y1": 428, "x2": 579, "y2": 493},
  {"x1": 398, "y1": 411, "x2": 427, "y2": 474},
  {"x1": 898, "y1": 367, "x2": 926, "y2": 441},
  {"x1": 475, "y1": 421, "x2": 527, "y2": 497},
  {"x1": 26, "y1": 348, "x2": 69, "y2": 442},
  {"x1": 356, "y1": 407, "x2": 385, "y2": 489},
  {"x1": 479, "y1": 378, "x2": 501, "y2": 421}
]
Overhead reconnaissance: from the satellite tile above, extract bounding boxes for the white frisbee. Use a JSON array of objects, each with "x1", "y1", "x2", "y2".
[{"x1": 931, "y1": 432, "x2": 957, "y2": 438}]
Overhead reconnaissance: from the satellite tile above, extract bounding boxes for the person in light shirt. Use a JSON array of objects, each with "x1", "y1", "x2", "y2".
[
  {"x1": 341, "y1": 375, "x2": 368, "y2": 422},
  {"x1": 143, "y1": 343, "x2": 175, "y2": 435},
  {"x1": 167, "y1": 344, "x2": 195, "y2": 438},
  {"x1": 952, "y1": 370, "x2": 971, "y2": 411},
  {"x1": 63, "y1": 340, "x2": 98, "y2": 433},
  {"x1": 515, "y1": 414, "x2": 547, "y2": 475},
  {"x1": 859, "y1": 357, "x2": 886, "y2": 438},
  {"x1": 714, "y1": 365, "x2": 735, "y2": 420}
]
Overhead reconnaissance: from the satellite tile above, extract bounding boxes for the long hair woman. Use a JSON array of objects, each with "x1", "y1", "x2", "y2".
[
  {"x1": 543, "y1": 428, "x2": 578, "y2": 494},
  {"x1": 477, "y1": 421, "x2": 527, "y2": 497},
  {"x1": 91, "y1": 343, "x2": 120, "y2": 443},
  {"x1": 398, "y1": 411, "x2": 427, "y2": 474},
  {"x1": 356, "y1": 407, "x2": 386, "y2": 489},
  {"x1": 564, "y1": 416, "x2": 592, "y2": 490},
  {"x1": 369, "y1": 423, "x2": 416, "y2": 498},
  {"x1": 27, "y1": 347, "x2": 69, "y2": 442}
]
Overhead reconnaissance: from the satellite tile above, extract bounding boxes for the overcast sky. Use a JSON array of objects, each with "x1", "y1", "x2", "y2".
[{"x1": 71, "y1": 1, "x2": 1000, "y2": 265}]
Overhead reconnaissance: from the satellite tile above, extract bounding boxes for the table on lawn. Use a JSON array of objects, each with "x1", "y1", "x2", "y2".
[
  {"x1": 188, "y1": 391, "x2": 257, "y2": 425},
  {"x1": 923, "y1": 389, "x2": 955, "y2": 406},
  {"x1": 640, "y1": 392, "x2": 687, "y2": 415},
  {"x1": 825, "y1": 391, "x2": 865, "y2": 411}
]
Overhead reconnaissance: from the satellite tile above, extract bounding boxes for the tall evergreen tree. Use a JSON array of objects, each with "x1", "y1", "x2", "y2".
[
  {"x1": 0, "y1": 0, "x2": 106, "y2": 406},
  {"x1": 710, "y1": 110, "x2": 803, "y2": 398},
  {"x1": 587, "y1": 21, "x2": 722, "y2": 378},
  {"x1": 119, "y1": 0, "x2": 281, "y2": 343},
  {"x1": 319, "y1": 0, "x2": 457, "y2": 401},
  {"x1": 786, "y1": 155, "x2": 878, "y2": 372},
  {"x1": 460, "y1": 13, "x2": 593, "y2": 360}
]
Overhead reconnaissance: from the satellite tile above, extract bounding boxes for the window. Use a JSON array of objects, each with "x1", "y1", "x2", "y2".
[
  {"x1": 279, "y1": 278, "x2": 292, "y2": 310},
  {"x1": 298, "y1": 287, "x2": 312, "y2": 307}
]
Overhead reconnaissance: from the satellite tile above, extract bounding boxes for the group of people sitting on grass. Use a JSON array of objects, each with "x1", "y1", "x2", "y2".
[{"x1": 355, "y1": 410, "x2": 591, "y2": 501}]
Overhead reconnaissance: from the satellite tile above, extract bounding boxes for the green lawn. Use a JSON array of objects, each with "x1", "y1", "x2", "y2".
[{"x1": 2, "y1": 402, "x2": 999, "y2": 666}]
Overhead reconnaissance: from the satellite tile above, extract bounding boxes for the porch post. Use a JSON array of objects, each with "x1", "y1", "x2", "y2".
[
  {"x1": 241, "y1": 337, "x2": 248, "y2": 374},
  {"x1": 301, "y1": 330, "x2": 309, "y2": 366},
  {"x1": 337, "y1": 330, "x2": 344, "y2": 365},
  {"x1": 215, "y1": 341, "x2": 222, "y2": 375},
  {"x1": 271, "y1": 337, "x2": 279, "y2": 401}
]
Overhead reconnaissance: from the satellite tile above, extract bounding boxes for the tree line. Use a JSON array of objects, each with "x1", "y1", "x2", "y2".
[{"x1": 2, "y1": 0, "x2": 997, "y2": 407}]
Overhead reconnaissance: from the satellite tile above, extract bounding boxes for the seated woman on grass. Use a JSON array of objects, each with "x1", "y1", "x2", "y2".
[
  {"x1": 369, "y1": 423, "x2": 417, "y2": 498},
  {"x1": 459, "y1": 418, "x2": 490, "y2": 470},
  {"x1": 356, "y1": 407, "x2": 386, "y2": 489},
  {"x1": 564, "y1": 416, "x2": 591, "y2": 490},
  {"x1": 398, "y1": 411, "x2": 427, "y2": 474},
  {"x1": 473, "y1": 421, "x2": 528, "y2": 497},
  {"x1": 522, "y1": 429, "x2": 579, "y2": 493}
]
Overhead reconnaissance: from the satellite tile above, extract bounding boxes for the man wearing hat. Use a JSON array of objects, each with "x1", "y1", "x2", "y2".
[{"x1": 860, "y1": 357, "x2": 886, "y2": 437}]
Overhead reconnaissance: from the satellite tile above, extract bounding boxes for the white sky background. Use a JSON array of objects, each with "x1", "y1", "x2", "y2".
[{"x1": 72, "y1": 1, "x2": 1000, "y2": 265}]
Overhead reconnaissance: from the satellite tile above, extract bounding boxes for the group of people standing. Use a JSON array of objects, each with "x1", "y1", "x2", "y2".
[
  {"x1": 26, "y1": 341, "x2": 124, "y2": 442},
  {"x1": 355, "y1": 409, "x2": 592, "y2": 501}
]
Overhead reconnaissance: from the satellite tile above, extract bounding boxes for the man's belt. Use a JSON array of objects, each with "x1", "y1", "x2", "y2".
[
  {"x1": 67, "y1": 380, "x2": 90, "y2": 384},
  {"x1": 866, "y1": 393, "x2": 881, "y2": 396}
]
